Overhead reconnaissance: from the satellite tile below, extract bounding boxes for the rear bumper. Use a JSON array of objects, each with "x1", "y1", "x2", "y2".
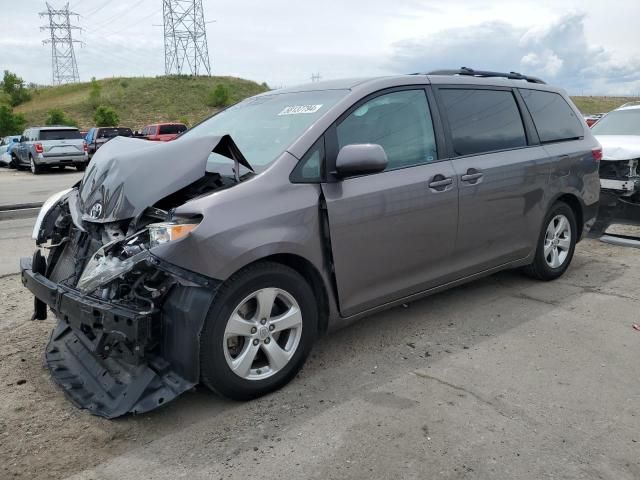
[
  {"x1": 37, "y1": 153, "x2": 88, "y2": 165},
  {"x1": 20, "y1": 255, "x2": 218, "y2": 418}
]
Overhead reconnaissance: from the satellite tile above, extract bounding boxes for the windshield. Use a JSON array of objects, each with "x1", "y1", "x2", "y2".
[
  {"x1": 182, "y1": 89, "x2": 348, "y2": 172},
  {"x1": 592, "y1": 109, "x2": 640, "y2": 136},
  {"x1": 40, "y1": 129, "x2": 82, "y2": 141}
]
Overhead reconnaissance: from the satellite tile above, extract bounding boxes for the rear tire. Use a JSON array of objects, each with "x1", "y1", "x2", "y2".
[
  {"x1": 200, "y1": 262, "x2": 318, "y2": 400},
  {"x1": 30, "y1": 156, "x2": 42, "y2": 175},
  {"x1": 523, "y1": 201, "x2": 577, "y2": 281}
]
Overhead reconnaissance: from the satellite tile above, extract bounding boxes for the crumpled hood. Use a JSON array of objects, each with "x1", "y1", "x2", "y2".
[
  {"x1": 595, "y1": 135, "x2": 640, "y2": 161},
  {"x1": 78, "y1": 134, "x2": 247, "y2": 223}
]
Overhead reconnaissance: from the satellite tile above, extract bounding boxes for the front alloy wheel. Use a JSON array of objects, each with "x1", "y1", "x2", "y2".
[
  {"x1": 200, "y1": 262, "x2": 317, "y2": 400},
  {"x1": 224, "y1": 288, "x2": 303, "y2": 380}
]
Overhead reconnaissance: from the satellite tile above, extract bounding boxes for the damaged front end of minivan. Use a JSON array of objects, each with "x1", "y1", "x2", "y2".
[
  {"x1": 590, "y1": 137, "x2": 640, "y2": 246},
  {"x1": 21, "y1": 134, "x2": 251, "y2": 418}
]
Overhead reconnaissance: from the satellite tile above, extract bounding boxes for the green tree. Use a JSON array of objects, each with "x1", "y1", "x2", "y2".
[
  {"x1": 44, "y1": 108, "x2": 78, "y2": 127},
  {"x1": 1, "y1": 70, "x2": 31, "y2": 107},
  {"x1": 0, "y1": 105, "x2": 27, "y2": 136},
  {"x1": 88, "y1": 77, "x2": 102, "y2": 108},
  {"x1": 94, "y1": 105, "x2": 119, "y2": 126},
  {"x1": 207, "y1": 84, "x2": 230, "y2": 107}
]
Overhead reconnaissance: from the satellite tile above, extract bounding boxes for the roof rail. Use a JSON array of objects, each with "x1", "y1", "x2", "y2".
[
  {"x1": 620, "y1": 101, "x2": 640, "y2": 108},
  {"x1": 424, "y1": 67, "x2": 546, "y2": 84}
]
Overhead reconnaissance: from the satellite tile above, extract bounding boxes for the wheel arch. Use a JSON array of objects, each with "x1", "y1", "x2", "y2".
[
  {"x1": 236, "y1": 253, "x2": 330, "y2": 335},
  {"x1": 554, "y1": 193, "x2": 584, "y2": 241}
]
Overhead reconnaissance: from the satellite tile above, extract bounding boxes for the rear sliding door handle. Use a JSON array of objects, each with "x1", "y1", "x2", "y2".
[
  {"x1": 461, "y1": 170, "x2": 483, "y2": 182},
  {"x1": 428, "y1": 177, "x2": 453, "y2": 189}
]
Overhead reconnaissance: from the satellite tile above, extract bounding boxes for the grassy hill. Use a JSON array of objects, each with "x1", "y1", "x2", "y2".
[
  {"x1": 571, "y1": 96, "x2": 638, "y2": 115},
  {"x1": 13, "y1": 75, "x2": 638, "y2": 129},
  {"x1": 15, "y1": 76, "x2": 269, "y2": 130}
]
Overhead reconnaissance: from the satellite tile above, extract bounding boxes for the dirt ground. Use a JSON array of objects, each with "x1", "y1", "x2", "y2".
[{"x1": 1, "y1": 237, "x2": 639, "y2": 480}]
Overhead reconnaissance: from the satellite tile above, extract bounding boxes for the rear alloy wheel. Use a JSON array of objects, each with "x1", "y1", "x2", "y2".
[
  {"x1": 200, "y1": 262, "x2": 317, "y2": 400},
  {"x1": 523, "y1": 201, "x2": 577, "y2": 281},
  {"x1": 30, "y1": 156, "x2": 42, "y2": 175}
]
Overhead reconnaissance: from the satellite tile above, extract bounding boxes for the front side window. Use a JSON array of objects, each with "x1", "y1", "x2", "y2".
[
  {"x1": 591, "y1": 109, "x2": 640, "y2": 136},
  {"x1": 184, "y1": 89, "x2": 348, "y2": 173},
  {"x1": 439, "y1": 89, "x2": 527, "y2": 156},
  {"x1": 336, "y1": 89, "x2": 437, "y2": 171},
  {"x1": 520, "y1": 89, "x2": 584, "y2": 143}
]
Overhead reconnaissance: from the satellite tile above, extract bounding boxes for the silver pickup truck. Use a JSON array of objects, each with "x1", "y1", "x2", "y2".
[{"x1": 13, "y1": 126, "x2": 88, "y2": 174}]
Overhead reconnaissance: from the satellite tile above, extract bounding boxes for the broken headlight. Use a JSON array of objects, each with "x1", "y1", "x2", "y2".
[
  {"x1": 148, "y1": 221, "x2": 199, "y2": 248},
  {"x1": 32, "y1": 188, "x2": 73, "y2": 240}
]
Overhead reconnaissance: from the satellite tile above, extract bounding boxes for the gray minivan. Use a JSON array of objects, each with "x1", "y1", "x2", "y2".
[{"x1": 21, "y1": 68, "x2": 601, "y2": 418}]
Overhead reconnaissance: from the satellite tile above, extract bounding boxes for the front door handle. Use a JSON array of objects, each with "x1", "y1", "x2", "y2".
[
  {"x1": 461, "y1": 169, "x2": 483, "y2": 183},
  {"x1": 428, "y1": 176, "x2": 453, "y2": 190}
]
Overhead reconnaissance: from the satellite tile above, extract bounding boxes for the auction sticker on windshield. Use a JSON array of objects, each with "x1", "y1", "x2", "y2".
[{"x1": 278, "y1": 104, "x2": 323, "y2": 115}]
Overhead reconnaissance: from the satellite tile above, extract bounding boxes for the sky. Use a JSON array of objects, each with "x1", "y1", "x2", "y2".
[{"x1": 1, "y1": 0, "x2": 639, "y2": 95}]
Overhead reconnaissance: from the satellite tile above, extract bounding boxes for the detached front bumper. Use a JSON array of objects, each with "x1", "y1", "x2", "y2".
[{"x1": 21, "y1": 255, "x2": 218, "y2": 418}]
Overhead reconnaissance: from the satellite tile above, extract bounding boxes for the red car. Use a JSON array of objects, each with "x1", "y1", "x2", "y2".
[{"x1": 140, "y1": 123, "x2": 187, "y2": 141}]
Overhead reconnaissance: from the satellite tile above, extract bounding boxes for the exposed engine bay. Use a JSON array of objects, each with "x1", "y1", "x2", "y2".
[{"x1": 21, "y1": 134, "x2": 251, "y2": 418}]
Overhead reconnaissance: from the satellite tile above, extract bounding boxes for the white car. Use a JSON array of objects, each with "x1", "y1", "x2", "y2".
[{"x1": 591, "y1": 102, "x2": 640, "y2": 240}]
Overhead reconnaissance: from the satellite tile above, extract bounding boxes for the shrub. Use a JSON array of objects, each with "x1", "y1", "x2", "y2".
[
  {"x1": 1, "y1": 70, "x2": 31, "y2": 107},
  {"x1": 207, "y1": 84, "x2": 230, "y2": 107},
  {"x1": 45, "y1": 108, "x2": 78, "y2": 127},
  {"x1": 94, "y1": 105, "x2": 119, "y2": 126},
  {"x1": 0, "y1": 105, "x2": 27, "y2": 136}
]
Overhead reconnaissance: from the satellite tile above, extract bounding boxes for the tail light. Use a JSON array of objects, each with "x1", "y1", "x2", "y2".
[
  {"x1": 34, "y1": 143, "x2": 44, "y2": 154},
  {"x1": 83, "y1": 141, "x2": 88, "y2": 152},
  {"x1": 592, "y1": 147, "x2": 602, "y2": 162}
]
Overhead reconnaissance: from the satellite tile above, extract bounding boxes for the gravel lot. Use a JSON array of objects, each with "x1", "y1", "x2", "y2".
[{"x1": 1, "y1": 237, "x2": 639, "y2": 480}]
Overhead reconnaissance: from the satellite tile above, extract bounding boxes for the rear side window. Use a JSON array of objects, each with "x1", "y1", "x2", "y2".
[
  {"x1": 159, "y1": 124, "x2": 187, "y2": 135},
  {"x1": 39, "y1": 129, "x2": 82, "y2": 141},
  {"x1": 439, "y1": 89, "x2": 527, "y2": 156},
  {"x1": 520, "y1": 89, "x2": 583, "y2": 143},
  {"x1": 336, "y1": 89, "x2": 438, "y2": 171}
]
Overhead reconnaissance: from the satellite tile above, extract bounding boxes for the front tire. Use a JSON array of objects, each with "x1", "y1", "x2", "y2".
[
  {"x1": 75, "y1": 163, "x2": 86, "y2": 172},
  {"x1": 200, "y1": 262, "x2": 318, "y2": 400},
  {"x1": 9, "y1": 154, "x2": 18, "y2": 169},
  {"x1": 523, "y1": 201, "x2": 577, "y2": 281}
]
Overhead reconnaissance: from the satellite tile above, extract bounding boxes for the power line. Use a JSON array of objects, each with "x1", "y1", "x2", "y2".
[
  {"x1": 40, "y1": 2, "x2": 82, "y2": 85},
  {"x1": 163, "y1": 0, "x2": 211, "y2": 76}
]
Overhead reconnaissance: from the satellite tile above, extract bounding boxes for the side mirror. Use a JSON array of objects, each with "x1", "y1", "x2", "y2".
[{"x1": 335, "y1": 144, "x2": 387, "y2": 177}]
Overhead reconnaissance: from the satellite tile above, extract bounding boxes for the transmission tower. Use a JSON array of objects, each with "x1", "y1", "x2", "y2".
[
  {"x1": 163, "y1": 0, "x2": 212, "y2": 76},
  {"x1": 40, "y1": 2, "x2": 81, "y2": 85}
]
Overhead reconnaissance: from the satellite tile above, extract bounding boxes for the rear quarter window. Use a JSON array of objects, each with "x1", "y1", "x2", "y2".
[
  {"x1": 439, "y1": 88, "x2": 527, "y2": 156},
  {"x1": 520, "y1": 89, "x2": 584, "y2": 143}
]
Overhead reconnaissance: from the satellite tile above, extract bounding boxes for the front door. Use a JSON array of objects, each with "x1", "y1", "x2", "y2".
[{"x1": 322, "y1": 88, "x2": 459, "y2": 317}]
